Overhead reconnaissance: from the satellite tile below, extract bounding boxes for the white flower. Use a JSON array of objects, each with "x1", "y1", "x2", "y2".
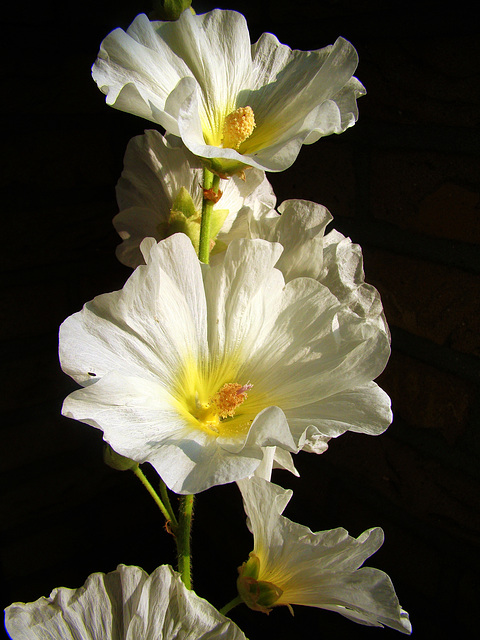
[
  {"x1": 59, "y1": 234, "x2": 391, "y2": 494},
  {"x1": 236, "y1": 477, "x2": 411, "y2": 634},
  {"x1": 5, "y1": 564, "x2": 247, "y2": 640},
  {"x1": 92, "y1": 9, "x2": 365, "y2": 175},
  {"x1": 113, "y1": 129, "x2": 275, "y2": 268}
]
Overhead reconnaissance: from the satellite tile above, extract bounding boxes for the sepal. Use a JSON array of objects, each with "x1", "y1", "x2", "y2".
[
  {"x1": 103, "y1": 444, "x2": 138, "y2": 471},
  {"x1": 237, "y1": 553, "x2": 283, "y2": 614}
]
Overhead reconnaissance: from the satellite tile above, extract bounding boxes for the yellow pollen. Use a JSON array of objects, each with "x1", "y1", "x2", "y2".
[
  {"x1": 209, "y1": 382, "x2": 251, "y2": 419},
  {"x1": 221, "y1": 106, "x2": 256, "y2": 150}
]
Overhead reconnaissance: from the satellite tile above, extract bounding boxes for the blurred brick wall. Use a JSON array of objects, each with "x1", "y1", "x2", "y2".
[{"x1": 1, "y1": 1, "x2": 478, "y2": 639}]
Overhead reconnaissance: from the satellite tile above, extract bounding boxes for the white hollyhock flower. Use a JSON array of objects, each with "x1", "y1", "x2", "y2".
[
  {"x1": 113, "y1": 129, "x2": 275, "y2": 268},
  {"x1": 59, "y1": 234, "x2": 391, "y2": 494},
  {"x1": 5, "y1": 564, "x2": 247, "y2": 640},
  {"x1": 92, "y1": 9, "x2": 365, "y2": 175},
  {"x1": 236, "y1": 477, "x2": 411, "y2": 634}
]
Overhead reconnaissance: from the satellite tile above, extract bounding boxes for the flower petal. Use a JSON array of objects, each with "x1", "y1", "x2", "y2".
[
  {"x1": 284, "y1": 381, "x2": 392, "y2": 444},
  {"x1": 5, "y1": 565, "x2": 247, "y2": 640},
  {"x1": 92, "y1": 14, "x2": 191, "y2": 132},
  {"x1": 59, "y1": 234, "x2": 207, "y2": 387}
]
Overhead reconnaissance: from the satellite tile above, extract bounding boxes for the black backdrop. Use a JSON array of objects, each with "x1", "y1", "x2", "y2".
[{"x1": 1, "y1": 1, "x2": 479, "y2": 638}]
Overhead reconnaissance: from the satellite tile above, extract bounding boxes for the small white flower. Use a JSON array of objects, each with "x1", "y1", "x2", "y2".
[
  {"x1": 5, "y1": 564, "x2": 247, "y2": 640},
  {"x1": 113, "y1": 129, "x2": 275, "y2": 268},
  {"x1": 237, "y1": 477, "x2": 411, "y2": 634},
  {"x1": 92, "y1": 9, "x2": 365, "y2": 175},
  {"x1": 59, "y1": 234, "x2": 391, "y2": 494}
]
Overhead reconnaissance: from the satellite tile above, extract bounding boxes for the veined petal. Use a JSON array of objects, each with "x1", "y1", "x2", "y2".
[
  {"x1": 92, "y1": 14, "x2": 191, "y2": 132},
  {"x1": 5, "y1": 565, "x2": 247, "y2": 640},
  {"x1": 249, "y1": 198, "x2": 332, "y2": 281},
  {"x1": 154, "y1": 9, "x2": 252, "y2": 138},
  {"x1": 203, "y1": 238, "x2": 284, "y2": 360},
  {"x1": 243, "y1": 276, "x2": 390, "y2": 407},
  {"x1": 59, "y1": 234, "x2": 207, "y2": 387},
  {"x1": 245, "y1": 36, "x2": 359, "y2": 153},
  {"x1": 284, "y1": 381, "x2": 392, "y2": 444},
  {"x1": 302, "y1": 568, "x2": 412, "y2": 634}
]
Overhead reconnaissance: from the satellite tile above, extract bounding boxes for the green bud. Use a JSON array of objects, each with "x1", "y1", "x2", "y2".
[
  {"x1": 168, "y1": 210, "x2": 201, "y2": 252},
  {"x1": 151, "y1": 0, "x2": 193, "y2": 22},
  {"x1": 103, "y1": 445, "x2": 138, "y2": 471},
  {"x1": 237, "y1": 553, "x2": 283, "y2": 613},
  {"x1": 210, "y1": 239, "x2": 228, "y2": 257},
  {"x1": 209, "y1": 208, "x2": 230, "y2": 240},
  {"x1": 171, "y1": 186, "x2": 197, "y2": 219}
]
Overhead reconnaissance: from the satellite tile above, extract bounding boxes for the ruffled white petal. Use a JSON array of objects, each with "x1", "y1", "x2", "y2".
[
  {"x1": 59, "y1": 234, "x2": 207, "y2": 388},
  {"x1": 284, "y1": 381, "x2": 392, "y2": 445},
  {"x1": 249, "y1": 198, "x2": 332, "y2": 281},
  {"x1": 203, "y1": 238, "x2": 284, "y2": 360},
  {"x1": 5, "y1": 565, "x2": 247, "y2": 640}
]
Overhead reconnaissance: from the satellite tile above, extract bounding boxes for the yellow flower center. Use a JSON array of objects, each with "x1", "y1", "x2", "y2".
[
  {"x1": 194, "y1": 382, "x2": 252, "y2": 434},
  {"x1": 221, "y1": 106, "x2": 256, "y2": 150}
]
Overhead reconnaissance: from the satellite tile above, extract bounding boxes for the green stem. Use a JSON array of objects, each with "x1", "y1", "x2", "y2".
[
  {"x1": 177, "y1": 494, "x2": 195, "y2": 588},
  {"x1": 198, "y1": 169, "x2": 221, "y2": 264},
  {"x1": 132, "y1": 466, "x2": 174, "y2": 527},
  {"x1": 219, "y1": 595, "x2": 244, "y2": 616},
  {"x1": 159, "y1": 479, "x2": 178, "y2": 528}
]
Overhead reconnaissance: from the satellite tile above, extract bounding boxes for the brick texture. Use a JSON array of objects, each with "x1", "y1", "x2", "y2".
[{"x1": 1, "y1": 1, "x2": 479, "y2": 639}]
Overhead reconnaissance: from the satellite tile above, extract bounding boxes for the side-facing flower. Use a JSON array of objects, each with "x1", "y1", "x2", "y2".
[
  {"x1": 5, "y1": 564, "x2": 247, "y2": 640},
  {"x1": 236, "y1": 477, "x2": 411, "y2": 634},
  {"x1": 92, "y1": 9, "x2": 365, "y2": 175},
  {"x1": 113, "y1": 130, "x2": 275, "y2": 268},
  {"x1": 59, "y1": 234, "x2": 391, "y2": 494}
]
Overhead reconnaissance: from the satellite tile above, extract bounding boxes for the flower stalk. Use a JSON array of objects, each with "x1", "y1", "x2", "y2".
[
  {"x1": 198, "y1": 169, "x2": 221, "y2": 264},
  {"x1": 177, "y1": 494, "x2": 194, "y2": 588},
  {"x1": 132, "y1": 466, "x2": 176, "y2": 532},
  {"x1": 159, "y1": 479, "x2": 178, "y2": 528},
  {"x1": 219, "y1": 595, "x2": 244, "y2": 616}
]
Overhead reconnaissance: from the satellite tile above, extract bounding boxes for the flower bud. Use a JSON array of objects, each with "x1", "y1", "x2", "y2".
[
  {"x1": 103, "y1": 445, "x2": 138, "y2": 471},
  {"x1": 151, "y1": 0, "x2": 193, "y2": 21}
]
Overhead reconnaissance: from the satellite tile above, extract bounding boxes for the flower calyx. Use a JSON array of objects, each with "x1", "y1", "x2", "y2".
[
  {"x1": 103, "y1": 444, "x2": 139, "y2": 471},
  {"x1": 237, "y1": 553, "x2": 283, "y2": 614},
  {"x1": 165, "y1": 186, "x2": 230, "y2": 253}
]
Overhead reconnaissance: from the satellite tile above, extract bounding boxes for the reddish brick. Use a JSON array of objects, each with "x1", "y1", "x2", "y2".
[
  {"x1": 370, "y1": 150, "x2": 480, "y2": 242},
  {"x1": 269, "y1": 139, "x2": 356, "y2": 218},
  {"x1": 380, "y1": 352, "x2": 472, "y2": 444},
  {"x1": 364, "y1": 248, "x2": 480, "y2": 355},
  {"x1": 418, "y1": 182, "x2": 480, "y2": 243},
  {"x1": 327, "y1": 431, "x2": 480, "y2": 543},
  {"x1": 362, "y1": 37, "x2": 480, "y2": 127}
]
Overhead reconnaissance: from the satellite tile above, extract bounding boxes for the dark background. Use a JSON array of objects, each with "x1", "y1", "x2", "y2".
[{"x1": 1, "y1": 1, "x2": 479, "y2": 638}]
